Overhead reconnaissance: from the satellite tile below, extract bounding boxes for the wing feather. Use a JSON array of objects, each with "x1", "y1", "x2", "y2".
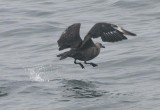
[
  {"x1": 87, "y1": 22, "x2": 136, "y2": 42},
  {"x1": 80, "y1": 22, "x2": 136, "y2": 49},
  {"x1": 57, "y1": 23, "x2": 82, "y2": 50}
]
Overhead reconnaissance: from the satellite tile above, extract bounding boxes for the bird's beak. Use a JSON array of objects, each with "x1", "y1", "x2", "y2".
[{"x1": 102, "y1": 45, "x2": 105, "y2": 48}]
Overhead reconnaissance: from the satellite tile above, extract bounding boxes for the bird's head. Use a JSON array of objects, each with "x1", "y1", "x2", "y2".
[{"x1": 96, "y1": 43, "x2": 105, "y2": 48}]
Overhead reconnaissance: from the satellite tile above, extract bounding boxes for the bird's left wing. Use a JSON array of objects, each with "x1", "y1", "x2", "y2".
[
  {"x1": 80, "y1": 22, "x2": 136, "y2": 49},
  {"x1": 86, "y1": 22, "x2": 136, "y2": 42}
]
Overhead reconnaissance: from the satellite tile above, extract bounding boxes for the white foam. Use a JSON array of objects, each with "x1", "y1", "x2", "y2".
[{"x1": 26, "y1": 67, "x2": 49, "y2": 82}]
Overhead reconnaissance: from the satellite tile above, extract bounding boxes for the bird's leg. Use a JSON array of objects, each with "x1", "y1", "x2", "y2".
[
  {"x1": 84, "y1": 61, "x2": 98, "y2": 67},
  {"x1": 74, "y1": 59, "x2": 85, "y2": 69}
]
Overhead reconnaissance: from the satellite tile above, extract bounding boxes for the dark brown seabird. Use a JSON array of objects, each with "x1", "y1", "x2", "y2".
[{"x1": 57, "y1": 22, "x2": 136, "y2": 69}]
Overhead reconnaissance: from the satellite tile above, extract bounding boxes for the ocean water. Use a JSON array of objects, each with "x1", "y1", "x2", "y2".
[{"x1": 0, "y1": 0, "x2": 160, "y2": 110}]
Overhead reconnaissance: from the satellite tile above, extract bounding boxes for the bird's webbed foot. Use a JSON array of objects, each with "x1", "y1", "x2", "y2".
[
  {"x1": 91, "y1": 63, "x2": 98, "y2": 67},
  {"x1": 78, "y1": 63, "x2": 84, "y2": 69},
  {"x1": 84, "y1": 61, "x2": 98, "y2": 67}
]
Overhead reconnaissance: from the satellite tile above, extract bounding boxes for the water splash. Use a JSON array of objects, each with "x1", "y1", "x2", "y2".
[{"x1": 26, "y1": 66, "x2": 49, "y2": 82}]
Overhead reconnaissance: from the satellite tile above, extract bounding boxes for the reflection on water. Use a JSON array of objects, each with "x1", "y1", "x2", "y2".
[{"x1": 62, "y1": 79, "x2": 104, "y2": 98}]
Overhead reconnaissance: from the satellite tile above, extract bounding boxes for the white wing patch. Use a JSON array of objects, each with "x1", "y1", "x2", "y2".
[
  {"x1": 111, "y1": 24, "x2": 124, "y2": 33},
  {"x1": 117, "y1": 26, "x2": 124, "y2": 33},
  {"x1": 103, "y1": 30, "x2": 117, "y2": 36}
]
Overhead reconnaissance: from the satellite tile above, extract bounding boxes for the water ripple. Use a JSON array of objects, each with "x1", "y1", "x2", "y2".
[{"x1": 61, "y1": 79, "x2": 105, "y2": 98}]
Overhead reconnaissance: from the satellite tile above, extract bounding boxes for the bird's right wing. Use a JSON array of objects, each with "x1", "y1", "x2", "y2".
[{"x1": 57, "y1": 23, "x2": 82, "y2": 50}]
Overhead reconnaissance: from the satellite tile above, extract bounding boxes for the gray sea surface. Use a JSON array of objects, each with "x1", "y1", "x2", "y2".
[{"x1": 0, "y1": 0, "x2": 160, "y2": 110}]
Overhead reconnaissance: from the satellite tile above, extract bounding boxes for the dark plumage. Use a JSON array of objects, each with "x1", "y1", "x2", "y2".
[{"x1": 57, "y1": 22, "x2": 136, "y2": 69}]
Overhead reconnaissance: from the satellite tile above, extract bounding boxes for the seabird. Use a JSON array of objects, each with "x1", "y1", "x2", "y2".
[{"x1": 57, "y1": 22, "x2": 136, "y2": 69}]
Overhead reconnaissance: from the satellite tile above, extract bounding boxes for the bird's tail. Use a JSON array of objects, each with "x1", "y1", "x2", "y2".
[{"x1": 57, "y1": 51, "x2": 72, "y2": 60}]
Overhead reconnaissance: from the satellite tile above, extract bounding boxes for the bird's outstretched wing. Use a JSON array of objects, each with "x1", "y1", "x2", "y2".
[
  {"x1": 57, "y1": 23, "x2": 82, "y2": 50},
  {"x1": 87, "y1": 22, "x2": 136, "y2": 42},
  {"x1": 80, "y1": 22, "x2": 136, "y2": 49}
]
